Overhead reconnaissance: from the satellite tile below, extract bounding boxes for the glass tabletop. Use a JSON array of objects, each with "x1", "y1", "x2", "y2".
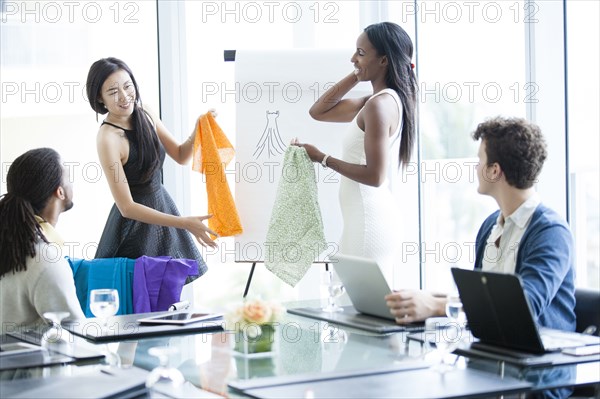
[
  {"x1": 130, "y1": 310, "x2": 413, "y2": 396},
  {"x1": 2, "y1": 300, "x2": 598, "y2": 398},
  {"x1": 127, "y1": 300, "x2": 599, "y2": 397}
]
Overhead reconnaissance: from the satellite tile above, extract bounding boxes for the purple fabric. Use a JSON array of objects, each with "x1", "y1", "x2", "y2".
[{"x1": 133, "y1": 256, "x2": 199, "y2": 313}]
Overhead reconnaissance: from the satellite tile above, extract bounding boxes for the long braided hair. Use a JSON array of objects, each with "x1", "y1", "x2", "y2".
[{"x1": 0, "y1": 148, "x2": 63, "y2": 278}]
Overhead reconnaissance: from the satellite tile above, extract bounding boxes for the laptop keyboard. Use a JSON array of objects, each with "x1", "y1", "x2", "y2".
[
  {"x1": 541, "y1": 335, "x2": 581, "y2": 351},
  {"x1": 540, "y1": 329, "x2": 600, "y2": 351}
]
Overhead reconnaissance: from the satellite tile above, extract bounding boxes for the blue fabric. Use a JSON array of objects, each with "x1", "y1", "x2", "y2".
[
  {"x1": 67, "y1": 257, "x2": 135, "y2": 317},
  {"x1": 474, "y1": 204, "x2": 576, "y2": 331}
]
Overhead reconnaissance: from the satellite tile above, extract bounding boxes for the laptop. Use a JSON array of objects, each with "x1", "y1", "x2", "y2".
[
  {"x1": 331, "y1": 253, "x2": 396, "y2": 320},
  {"x1": 451, "y1": 268, "x2": 600, "y2": 355},
  {"x1": 287, "y1": 254, "x2": 423, "y2": 333}
]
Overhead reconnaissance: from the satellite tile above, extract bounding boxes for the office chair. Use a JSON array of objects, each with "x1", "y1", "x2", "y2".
[
  {"x1": 572, "y1": 288, "x2": 600, "y2": 399},
  {"x1": 574, "y1": 288, "x2": 600, "y2": 336}
]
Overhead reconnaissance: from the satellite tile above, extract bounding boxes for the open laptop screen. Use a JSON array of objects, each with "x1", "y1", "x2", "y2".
[{"x1": 331, "y1": 254, "x2": 395, "y2": 320}]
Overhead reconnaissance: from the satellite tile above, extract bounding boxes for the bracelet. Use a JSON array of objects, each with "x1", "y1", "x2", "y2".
[{"x1": 321, "y1": 154, "x2": 330, "y2": 169}]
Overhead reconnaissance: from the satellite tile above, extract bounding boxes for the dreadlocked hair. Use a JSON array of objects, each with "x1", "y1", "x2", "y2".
[{"x1": 0, "y1": 148, "x2": 62, "y2": 278}]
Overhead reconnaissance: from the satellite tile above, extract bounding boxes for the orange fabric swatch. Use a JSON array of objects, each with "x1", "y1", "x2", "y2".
[{"x1": 192, "y1": 113, "x2": 243, "y2": 238}]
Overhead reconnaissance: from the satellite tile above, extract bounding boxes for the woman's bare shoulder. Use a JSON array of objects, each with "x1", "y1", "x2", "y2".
[{"x1": 96, "y1": 124, "x2": 127, "y2": 152}]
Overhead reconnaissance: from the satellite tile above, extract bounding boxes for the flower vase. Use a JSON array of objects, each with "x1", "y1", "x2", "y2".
[{"x1": 233, "y1": 323, "x2": 276, "y2": 357}]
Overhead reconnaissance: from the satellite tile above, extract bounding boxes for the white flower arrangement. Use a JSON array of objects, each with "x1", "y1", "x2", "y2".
[{"x1": 225, "y1": 298, "x2": 285, "y2": 338}]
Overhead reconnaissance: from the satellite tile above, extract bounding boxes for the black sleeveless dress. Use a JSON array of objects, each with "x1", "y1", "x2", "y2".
[{"x1": 95, "y1": 121, "x2": 207, "y2": 278}]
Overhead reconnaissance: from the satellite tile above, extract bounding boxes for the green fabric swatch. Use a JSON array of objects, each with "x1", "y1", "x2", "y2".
[{"x1": 265, "y1": 146, "x2": 327, "y2": 287}]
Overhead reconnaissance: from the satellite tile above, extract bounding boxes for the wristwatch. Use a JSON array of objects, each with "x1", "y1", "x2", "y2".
[{"x1": 321, "y1": 154, "x2": 330, "y2": 168}]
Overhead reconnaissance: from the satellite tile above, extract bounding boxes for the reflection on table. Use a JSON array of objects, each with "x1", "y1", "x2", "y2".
[{"x1": 1, "y1": 300, "x2": 598, "y2": 398}]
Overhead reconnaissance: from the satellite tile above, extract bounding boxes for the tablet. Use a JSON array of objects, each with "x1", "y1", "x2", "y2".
[
  {"x1": 0, "y1": 342, "x2": 43, "y2": 357},
  {"x1": 137, "y1": 312, "x2": 223, "y2": 325}
]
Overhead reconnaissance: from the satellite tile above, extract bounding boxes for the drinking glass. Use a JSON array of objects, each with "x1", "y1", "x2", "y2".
[
  {"x1": 145, "y1": 346, "x2": 185, "y2": 396},
  {"x1": 41, "y1": 311, "x2": 74, "y2": 356},
  {"x1": 424, "y1": 317, "x2": 452, "y2": 373},
  {"x1": 89, "y1": 289, "x2": 119, "y2": 332},
  {"x1": 320, "y1": 325, "x2": 348, "y2": 371},
  {"x1": 445, "y1": 292, "x2": 467, "y2": 327},
  {"x1": 322, "y1": 270, "x2": 345, "y2": 312},
  {"x1": 428, "y1": 293, "x2": 467, "y2": 372}
]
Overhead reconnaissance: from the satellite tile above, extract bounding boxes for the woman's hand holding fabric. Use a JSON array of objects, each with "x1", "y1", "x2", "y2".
[{"x1": 290, "y1": 138, "x2": 325, "y2": 163}]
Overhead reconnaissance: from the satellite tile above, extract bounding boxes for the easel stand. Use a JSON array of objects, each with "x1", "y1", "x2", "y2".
[
  {"x1": 243, "y1": 262, "x2": 257, "y2": 298},
  {"x1": 242, "y1": 262, "x2": 330, "y2": 298}
]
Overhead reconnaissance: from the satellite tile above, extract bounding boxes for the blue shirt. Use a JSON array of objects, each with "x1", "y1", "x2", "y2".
[{"x1": 474, "y1": 204, "x2": 576, "y2": 331}]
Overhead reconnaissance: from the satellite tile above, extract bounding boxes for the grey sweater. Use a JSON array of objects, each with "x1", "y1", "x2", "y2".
[{"x1": 1, "y1": 241, "x2": 85, "y2": 333}]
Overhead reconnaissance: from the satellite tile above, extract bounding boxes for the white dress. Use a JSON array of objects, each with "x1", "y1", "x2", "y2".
[{"x1": 338, "y1": 88, "x2": 402, "y2": 285}]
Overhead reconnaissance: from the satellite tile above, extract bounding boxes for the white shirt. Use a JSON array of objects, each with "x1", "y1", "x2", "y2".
[{"x1": 482, "y1": 193, "x2": 541, "y2": 274}]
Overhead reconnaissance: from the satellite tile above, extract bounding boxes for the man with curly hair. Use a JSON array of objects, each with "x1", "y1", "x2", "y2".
[{"x1": 386, "y1": 117, "x2": 575, "y2": 333}]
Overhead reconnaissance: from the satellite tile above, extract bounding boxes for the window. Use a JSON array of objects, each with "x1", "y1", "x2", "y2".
[
  {"x1": 405, "y1": 0, "x2": 527, "y2": 291},
  {"x1": 1, "y1": 1, "x2": 159, "y2": 259},
  {"x1": 182, "y1": 1, "x2": 365, "y2": 306},
  {"x1": 174, "y1": 0, "x2": 597, "y2": 305},
  {"x1": 567, "y1": 0, "x2": 600, "y2": 289}
]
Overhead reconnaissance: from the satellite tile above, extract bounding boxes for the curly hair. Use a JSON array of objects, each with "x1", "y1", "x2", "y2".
[{"x1": 472, "y1": 116, "x2": 547, "y2": 189}]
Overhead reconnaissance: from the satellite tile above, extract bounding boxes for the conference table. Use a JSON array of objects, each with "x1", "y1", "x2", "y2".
[{"x1": 1, "y1": 300, "x2": 599, "y2": 398}]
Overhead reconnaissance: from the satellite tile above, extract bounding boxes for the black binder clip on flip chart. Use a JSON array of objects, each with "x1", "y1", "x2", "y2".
[{"x1": 224, "y1": 50, "x2": 236, "y2": 62}]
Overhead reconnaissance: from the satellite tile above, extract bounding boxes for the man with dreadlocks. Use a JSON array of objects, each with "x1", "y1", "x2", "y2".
[{"x1": 0, "y1": 148, "x2": 85, "y2": 333}]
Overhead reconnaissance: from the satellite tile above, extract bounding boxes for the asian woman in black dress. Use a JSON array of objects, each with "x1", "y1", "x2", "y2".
[{"x1": 86, "y1": 57, "x2": 216, "y2": 276}]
